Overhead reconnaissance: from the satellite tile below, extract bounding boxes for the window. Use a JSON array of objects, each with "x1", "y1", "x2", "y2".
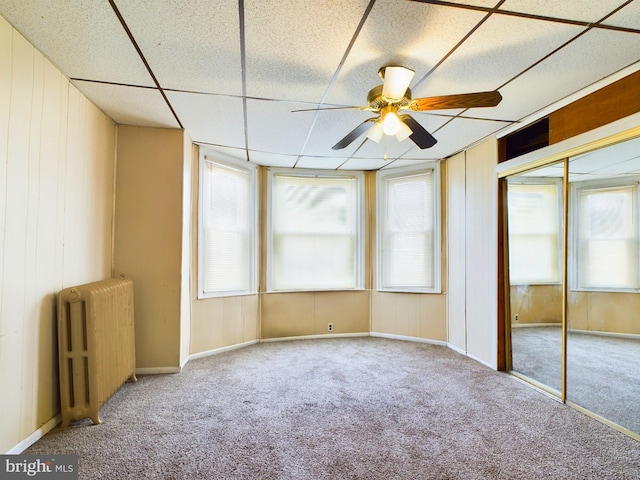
[
  {"x1": 199, "y1": 155, "x2": 257, "y2": 297},
  {"x1": 268, "y1": 170, "x2": 364, "y2": 291},
  {"x1": 507, "y1": 181, "x2": 562, "y2": 284},
  {"x1": 377, "y1": 164, "x2": 440, "y2": 292},
  {"x1": 574, "y1": 182, "x2": 639, "y2": 290}
]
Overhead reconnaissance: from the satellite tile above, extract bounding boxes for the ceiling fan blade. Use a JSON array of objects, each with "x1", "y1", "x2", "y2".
[
  {"x1": 291, "y1": 105, "x2": 367, "y2": 113},
  {"x1": 332, "y1": 118, "x2": 377, "y2": 150},
  {"x1": 400, "y1": 115, "x2": 437, "y2": 149},
  {"x1": 410, "y1": 91, "x2": 502, "y2": 111},
  {"x1": 380, "y1": 66, "x2": 415, "y2": 100}
]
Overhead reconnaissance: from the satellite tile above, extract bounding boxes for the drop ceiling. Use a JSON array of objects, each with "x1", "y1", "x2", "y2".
[{"x1": 1, "y1": 0, "x2": 639, "y2": 170}]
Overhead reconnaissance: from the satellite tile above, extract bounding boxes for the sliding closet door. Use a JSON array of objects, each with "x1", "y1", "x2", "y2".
[
  {"x1": 566, "y1": 137, "x2": 640, "y2": 437},
  {"x1": 506, "y1": 162, "x2": 565, "y2": 395}
]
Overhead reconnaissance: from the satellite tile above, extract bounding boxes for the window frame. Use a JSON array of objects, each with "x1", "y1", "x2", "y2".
[
  {"x1": 376, "y1": 162, "x2": 442, "y2": 293},
  {"x1": 506, "y1": 177, "x2": 563, "y2": 286},
  {"x1": 197, "y1": 153, "x2": 258, "y2": 299},
  {"x1": 266, "y1": 168, "x2": 365, "y2": 293},
  {"x1": 570, "y1": 177, "x2": 640, "y2": 293}
]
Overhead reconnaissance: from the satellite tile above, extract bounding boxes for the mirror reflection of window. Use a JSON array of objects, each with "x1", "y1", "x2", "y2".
[
  {"x1": 574, "y1": 183, "x2": 640, "y2": 290},
  {"x1": 507, "y1": 182, "x2": 561, "y2": 285}
]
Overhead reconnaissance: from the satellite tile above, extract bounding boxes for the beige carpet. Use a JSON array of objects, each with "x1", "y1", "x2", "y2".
[
  {"x1": 511, "y1": 326, "x2": 640, "y2": 434},
  {"x1": 26, "y1": 337, "x2": 640, "y2": 479}
]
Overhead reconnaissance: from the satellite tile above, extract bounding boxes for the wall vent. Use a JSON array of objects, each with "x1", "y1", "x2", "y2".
[{"x1": 501, "y1": 117, "x2": 549, "y2": 162}]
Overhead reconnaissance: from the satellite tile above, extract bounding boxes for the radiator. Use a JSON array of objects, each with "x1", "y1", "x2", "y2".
[{"x1": 57, "y1": 277, "x2": 137, "y2": 428}]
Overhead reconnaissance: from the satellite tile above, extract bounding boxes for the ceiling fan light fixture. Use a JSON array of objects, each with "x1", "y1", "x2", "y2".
[
  {"x1": 395, "y1": 120, "x2": 413, "y2": 142},
  {"x1": 380, "y1": 66, "x2": 415, "y2": 101},
  {"x1": 366, "y1": 121, "x2": 384, "y2": 143},
  {"x1": 382, "y1": 110, "x2": 402, "y2": 136}
]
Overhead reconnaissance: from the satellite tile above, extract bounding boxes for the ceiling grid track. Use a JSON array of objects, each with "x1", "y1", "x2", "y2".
[
  {"x1": 410, "y1": 0, "x2": 640, "y2": 34},
  {"x1": 108, "y1": 0, "x2": 183, "y2": 129},
  {"x1": 5, "y1": 0, "x2": 636, "y2": 170},
  {"x1": 293, "y1": 0, "x2": 378, "y2": 168},
  {"x1": 238, "y1": 0, "x2": 251, "y2": 163},
  {"x1": 495, "y1": 0, "x2": 639, "y2": 94}
]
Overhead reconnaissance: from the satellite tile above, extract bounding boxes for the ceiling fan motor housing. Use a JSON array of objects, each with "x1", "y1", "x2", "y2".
[{"x1": 367, "y1": 85, "x2": 412, "y2": 111}]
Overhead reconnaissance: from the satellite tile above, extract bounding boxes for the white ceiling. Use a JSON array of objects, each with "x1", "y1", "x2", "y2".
[{"x1": 1, "y1": 0, "x2": 639, "y2": 170}]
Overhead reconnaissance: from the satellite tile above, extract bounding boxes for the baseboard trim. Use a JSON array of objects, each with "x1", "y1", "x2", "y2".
[
  {"x1": 6, "y1": 415, "x2": 61, "y2": 454},
  {"x1": 511, "y1": 323, "x2": 562, "y2": 328},
  {"x1": 188, "y1": 340, "x2": 260, "y2": 361},
  {"x1": 370, "y1": 332, "x2": 447, "y2": 346},
  {"x1": 568, "y1": 329, "x2": 640, "y2": 340},
  {"x1": 135, "y1": 366, "x2": 182, "y2": 375},
  {"x1": 447, "y1": 343, "x2": 466, "y2": 356},
  {"x1": 466, "y1": 352, "x2": 497, "y2": 370},
  {"x1": 261, "y1": 333, "x2": 369, "y2": 343}
]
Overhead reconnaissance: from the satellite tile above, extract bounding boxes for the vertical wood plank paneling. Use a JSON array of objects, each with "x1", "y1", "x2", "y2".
[
  {"x1": 35, "y1": 59, "x2": 65, "y2": 425},
  {"x1": 0, "y1": 17, "x2": 16, "y2": 453},
  {"x1": 447, "y1": 152, "x2": 467, "y2": 351},
  {"x1": 1, "y1": 29, "x2": 34, "y2": 450},
  {"x1": 113, "y1": 126, "x2": 185, "y2": 368},
  {"x1": 20, "y1": 46, "x2": 45, "y2": 439},
  {"x1": 0, "y1": 16, "x2": 10, "y2": 249},
  {"x1": 465, "y1": 139, "x2": 498, "y2": 368},
  {"x1": 53, "y1": 63, "x2": 69, "y2": 292},
  {"x1": 0, "y1": 19, "x2": 116, "y2": 453},
  {"x1": 62, "y1": 84, "x2": 82, "y2": 286}
]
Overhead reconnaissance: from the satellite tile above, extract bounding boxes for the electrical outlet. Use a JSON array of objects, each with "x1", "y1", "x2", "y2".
[
  {"x1": 514, "y1": 314, "x2": 519, "y2": 322},
  {"x1": 328, "y1": 323, "x2": 333, "y2": 332}
]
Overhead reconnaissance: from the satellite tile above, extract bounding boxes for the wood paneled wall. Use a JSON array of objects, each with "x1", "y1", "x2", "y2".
[
  {"x1": 0, "y1": 18, "x2": 116, "y2": 453},
  {"x1": 467, "y1": 140, "x2": 499, "y2": 367},
  {"x1": 113, "y1": 126, "x2": 191, "y2": 372},
  {"x1": 549, "y1": 70, "x2": 640, "y2": 144}
]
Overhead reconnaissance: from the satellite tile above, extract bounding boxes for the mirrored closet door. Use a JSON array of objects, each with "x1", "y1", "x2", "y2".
[
  {"x1": 565, "y1": 137, "x2": 640, "y2": 436},
  {"x1": 505, "y1": 135, "x2": 640, "y2": 439},
  {"x1": 506, "y1": 161, "x2": 565, "y2": 396}
]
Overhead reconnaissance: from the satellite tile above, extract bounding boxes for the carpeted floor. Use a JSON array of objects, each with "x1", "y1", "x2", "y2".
[
  {"x1": 511, "y1": 326, "x2": 640, "y2": 434},
  {"x1": 26, "y1": 337, "x2": 640, "y2": 479}
]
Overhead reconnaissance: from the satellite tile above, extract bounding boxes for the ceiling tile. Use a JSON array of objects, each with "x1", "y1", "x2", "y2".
[
  {"x1": 246, "y1": 99, "x2": 318, "y2": 156},
  {"x1": 381, "y1": 159, "x2": 441, "y2": 169},
  {"x1": 412, "y1": 14, "x2": 582, "y2": 98},
  {"x1": 602, "y1": 0, "x2": 640, "y2": 29},
  {"x1": 486, "y1": 28, "x2": 640, "y2": 122},
  {"x1": 324, "y1": 0, "x2": 488, "y2": 106},
  {"x1": 426, "y1": 117, "x2": 506, "y2": 158},
  {"x1": 338, "y1": 158, "x2": 391, "y2": 170},
  {"x1": 0, "y1": 0, "x2": 154, "y2": 86},
  {"x1": 115, "y1": 0, "x2": 243, "y2": 95},
  {"x1": 501, "y1": 0, "x2": 629, "y2": 23},
  {"x1": 167, "y1": 91, "x2": 245, "y2": 147},
  {"x1": 244, "y1": 0, "x2": 371, "y2": 102},
  {"x1": 294, "y1": 156, "x2": 348, "y2": 170},
  {"x1": 200, "y1": 144, "x2": 249, "y2": 164},
  {"x1": 73, "y1": 81, "x2": 179, "y2": 128},
  {"x1": 249, "y1": 151, "x2": 297, "y2": 168}
]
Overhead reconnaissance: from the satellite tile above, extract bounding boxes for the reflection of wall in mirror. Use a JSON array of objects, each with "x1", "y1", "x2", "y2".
[
  {"x1": 510, "y1": 284, "x2": 562, "y2": 325},
  {"x1": 510, "y1": 284, "x2": 640, "y2": 335},
  {"x1": 568, "y1": 291, "x2": 640, "y2": 335}
]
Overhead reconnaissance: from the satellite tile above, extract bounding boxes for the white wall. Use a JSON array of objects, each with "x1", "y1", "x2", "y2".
[
  {"x1": 446, "y1": 141, "x2": 499, "y2": 368},
  {"x1": 447, "y1": 151, "x2": 467, "y2": 353},
  {"x1": 464, "y1": 140, "x2": 499, "y2": 368},
  {"x1": 0, "y1": 16, "x2": 116, "y2": 453}
]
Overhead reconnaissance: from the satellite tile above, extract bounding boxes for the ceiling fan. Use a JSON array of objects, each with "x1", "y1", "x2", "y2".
[{"x1": 325, "y1": 66, "x2": 503, "y2": 151}]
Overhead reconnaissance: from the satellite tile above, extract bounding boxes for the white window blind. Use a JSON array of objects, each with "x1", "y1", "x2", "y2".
[
  {"x1": 576, "y1": 184, "x2": 639, "y2": 290},
  {"x1": 200, "y1": 159, "x2": 255, "y2": 296},
  {"x1": 378, "y1": 169, "x2": 439, "y2": 292},
  {"x1": 507, "y1": 183, "x2": 561, "y2": 284},
  {"x1": 270, "y1": 173, "x2": 362, "y2": 291}
]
